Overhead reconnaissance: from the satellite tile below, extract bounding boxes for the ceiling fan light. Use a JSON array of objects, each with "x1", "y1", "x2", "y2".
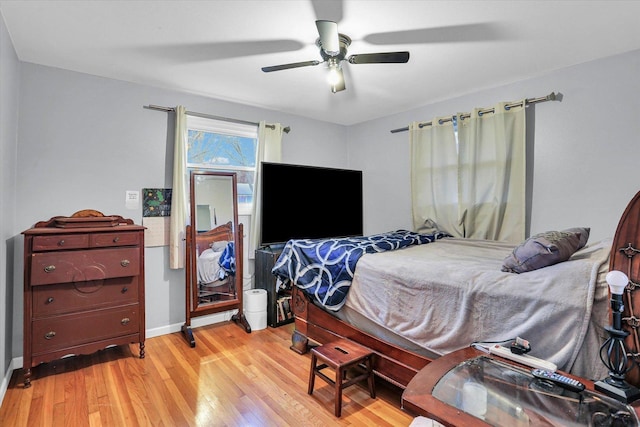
[
  {"x1": 326, "y1": 59, "x2": 345, "y2": 93},
  {"x1": 327, "y1": 65, "x2": 342, "y2": 86}
]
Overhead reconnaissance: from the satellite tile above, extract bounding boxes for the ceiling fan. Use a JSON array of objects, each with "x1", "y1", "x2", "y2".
[{"x1": 261, "y1": 20, "x2": 410, "y2": 93}]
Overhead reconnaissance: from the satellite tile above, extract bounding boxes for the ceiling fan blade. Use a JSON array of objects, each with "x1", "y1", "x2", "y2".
[
  {"x1": 347, "y1": 52, "x2": 410, "y2": 64},
  {"x1": 330, "y1": 68, "x2": 346, "y2": 93},
  {"x1": 363, "y1": 23, "x2": 507, "y2": 45},
  {"x1": 261, "y1": 60, "x2": 321, "y2": 73},
  {"x1": 133, "y1": 40, "x2": 306, "y2": 63},
  {"x1": 316, "y1": 20, "x2": 340, "y2": 55}
]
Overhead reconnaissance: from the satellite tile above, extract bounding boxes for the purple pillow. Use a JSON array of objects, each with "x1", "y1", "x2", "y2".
[{"x1": 501, "y1": 227, "x2": 590, "y2": 274}]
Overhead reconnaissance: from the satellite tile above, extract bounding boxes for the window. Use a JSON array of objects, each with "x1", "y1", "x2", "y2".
[{"x1": 186, "y1": 116, "x2": 258, "y2": 215}]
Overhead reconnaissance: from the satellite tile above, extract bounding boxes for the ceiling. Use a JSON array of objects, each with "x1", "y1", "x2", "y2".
[{"x1": 1, "y1": 0, "x2": 640, "y2": 126}]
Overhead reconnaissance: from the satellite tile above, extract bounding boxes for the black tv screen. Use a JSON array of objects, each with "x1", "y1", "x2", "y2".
[{"x1": 260, "y1": 162, "x2": 364, "y2": 246}]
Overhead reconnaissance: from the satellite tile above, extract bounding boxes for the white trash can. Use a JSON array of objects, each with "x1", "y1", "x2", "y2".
[{"x1": 243, "y1": 289, "x2": 267, "y2": 331}]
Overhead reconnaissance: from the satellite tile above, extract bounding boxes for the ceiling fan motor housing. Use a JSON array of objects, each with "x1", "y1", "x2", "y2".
[{"x1": 316, "y1": 34, "x2": 351, "y2": 62}]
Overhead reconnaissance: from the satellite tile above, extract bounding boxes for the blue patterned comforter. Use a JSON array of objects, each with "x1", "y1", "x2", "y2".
[
  {"x1": 271, "y1": 230, "x2": 450, "y2": 311},
  {"x1": 219, "y1": 242, "x2": 235, "y2": 276}
]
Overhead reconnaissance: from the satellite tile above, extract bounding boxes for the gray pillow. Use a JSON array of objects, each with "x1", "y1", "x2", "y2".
[
  {"x1": 562, "y1": 227, "x2": 590, "y2": 249},
  {"x1": 501, "y1": 227, "x2": 590, "y2": 274}
]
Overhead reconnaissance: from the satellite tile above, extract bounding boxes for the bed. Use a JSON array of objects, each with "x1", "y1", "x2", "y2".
[
  {"x1": 197, "y1": 245, "x2": 232, "y2": 302},
  {"x1": 194, "y1": 222, "x2": 237, "y2": 304},
  {"x1": 275, "y1": 192, "x2": 640, "y2": 390}
]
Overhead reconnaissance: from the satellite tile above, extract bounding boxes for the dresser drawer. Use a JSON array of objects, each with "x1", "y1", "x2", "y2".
[
  {"x1": 32, "y1": 234, "x2": 89, "y2": 252},
  {"x1": 31, "y1": 305, "x2": 140, "y2": 355},
  {"x1": 32, "y1": 277, "x2": 139, "y2": 316},
  {"x1": 30, "y1": 247, "x2": 140, "y2": 286},
  {"x1": 90, "y1": 232, "x2": 141, "y2": 248}
]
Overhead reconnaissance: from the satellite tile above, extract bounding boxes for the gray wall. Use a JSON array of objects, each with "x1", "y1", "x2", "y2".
[
  {"x1": 12, "y1": 63, "x2": 349, "y2": 355},
  {"x1": 0, "y1": 12, "x2": 19, "y2": 392},
  {"x1": 349, "y1": 49, "x2": 640, "y2": 243}
]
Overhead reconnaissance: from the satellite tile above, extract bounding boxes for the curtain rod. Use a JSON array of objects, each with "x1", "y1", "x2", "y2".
[
  {"x1": 389, "y1": 92, "x2": 561, "y2": 134},
  {"x1": 144, "y1": 104, "x2": 291, "y2": 134}
]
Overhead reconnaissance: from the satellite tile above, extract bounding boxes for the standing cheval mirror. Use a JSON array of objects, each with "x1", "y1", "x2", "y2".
[{"x1": 182, "y1": 170, "x2": 250, "y2": 347}]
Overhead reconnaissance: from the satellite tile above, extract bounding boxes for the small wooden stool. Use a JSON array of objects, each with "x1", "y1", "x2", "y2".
[{"x1": 308, "y1": 338, "x2": 376, "y2": 417}]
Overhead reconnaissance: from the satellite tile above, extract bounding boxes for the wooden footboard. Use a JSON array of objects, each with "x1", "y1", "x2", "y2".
[
  {"x1": 610, "y1": 190, "x2": 640, "y2": 388},
  {"x1": 290, "y1": 286, "x2": 432, "y2": 389}
]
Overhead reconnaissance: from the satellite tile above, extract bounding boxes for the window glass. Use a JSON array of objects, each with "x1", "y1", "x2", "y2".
[
  {"x1": 186, "y1": 116, "x2": 258, "y2": 213},
  {"x1": 187, "y1": 130, "x2": 256, "y2": 168}
]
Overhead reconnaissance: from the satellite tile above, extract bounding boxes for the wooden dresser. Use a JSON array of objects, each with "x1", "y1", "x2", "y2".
[{"x1": 22, "y1": 212, "x2": 146, "y2": 387}]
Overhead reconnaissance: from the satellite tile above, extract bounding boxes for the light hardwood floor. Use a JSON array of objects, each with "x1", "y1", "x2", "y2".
[{"x1": 0, "y1": 321, "x2": 416, "y2": 426}]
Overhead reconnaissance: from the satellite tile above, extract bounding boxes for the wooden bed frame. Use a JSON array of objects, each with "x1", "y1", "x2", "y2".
[
  {"x1": 290, "y1": 190, "x2": 640, "y2": 389},
  {"x1": 290, "y1": 286, "x2": 431, "y2": 388},
  {"x1": 609, "y1": 190, "x2": 640, "y2": 388}
]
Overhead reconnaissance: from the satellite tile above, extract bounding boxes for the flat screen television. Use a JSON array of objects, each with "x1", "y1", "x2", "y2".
[{"x1": 259, "y1": 162, "x2": 364, "y2": 246}]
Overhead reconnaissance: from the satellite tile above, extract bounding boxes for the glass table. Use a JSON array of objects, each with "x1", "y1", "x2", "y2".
[{"x1": 402, "y1": 347, "x2": 640, "y2": 427}]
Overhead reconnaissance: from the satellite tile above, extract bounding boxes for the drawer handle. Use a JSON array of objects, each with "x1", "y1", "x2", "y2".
[
  {"x1": 44, "y1": 265, "x2": 56, "y2": 273},
  {"x1": 121, "y1": 259, "x2": 130, "y2": 267},
  {"x1": 58, "y1": 240, "x2": 65, "y2": 246},
  {"x1": 45, "y1": 331, "x2": 56, "y2": 340},
  {"x1": 113, "y1": 237, "x2": 120, "y2": 243},
  {"x1": 46, "y1": 297, "x2": 54, "y2": 304},
  {"x1": 121, "y1": 317, "x2": 130, "y2": 325},
  {"x1": 121, "y1": 287, "x2": 128, "y2": 293}
]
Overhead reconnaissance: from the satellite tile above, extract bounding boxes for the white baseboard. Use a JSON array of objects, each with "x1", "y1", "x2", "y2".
[
  {"x1": 0, "y1": 357, "x2": 22, "y2": 406},
  {"x1": 0, "y1": 310, "x2": 237, "y2": 406},
  {"x1": 147, "y1": 309, "x2": 237, "y2": 338}
]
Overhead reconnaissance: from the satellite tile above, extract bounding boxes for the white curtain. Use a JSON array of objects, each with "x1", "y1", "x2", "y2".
[
  {"x1": 249, "y1": 121, "x2": 284, "y2": 254},
  {"x1": 456, "y1": 100, "x2": 527, "y2": 243},
  {"x1": 410, "y1": 100, "x2": 526, "y2": 243},
  {"x1": 169, "y1": 106, "x2": 188, "y2": 269},
  {"x1": 410, "y1": 118, "x2": 462, "y2": 237}
]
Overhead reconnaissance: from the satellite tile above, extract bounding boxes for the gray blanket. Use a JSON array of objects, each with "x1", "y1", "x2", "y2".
[{"x1": 343, "y1": 237, "x2": 612, "y2": 380}]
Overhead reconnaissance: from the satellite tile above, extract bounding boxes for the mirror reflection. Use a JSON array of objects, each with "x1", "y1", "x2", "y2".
[{"x1": 182, "y1": 171, "x2": 250, "y2": 347}]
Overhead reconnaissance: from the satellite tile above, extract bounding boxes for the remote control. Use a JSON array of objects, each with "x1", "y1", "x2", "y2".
[{"x1": 531, "y1": 368, "x2": 585, "y2": 393}]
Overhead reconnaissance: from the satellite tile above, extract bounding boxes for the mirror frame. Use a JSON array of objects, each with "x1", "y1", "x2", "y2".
[{"x1": 182, "y1": 170, "x2": 250, "y2": 347}]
